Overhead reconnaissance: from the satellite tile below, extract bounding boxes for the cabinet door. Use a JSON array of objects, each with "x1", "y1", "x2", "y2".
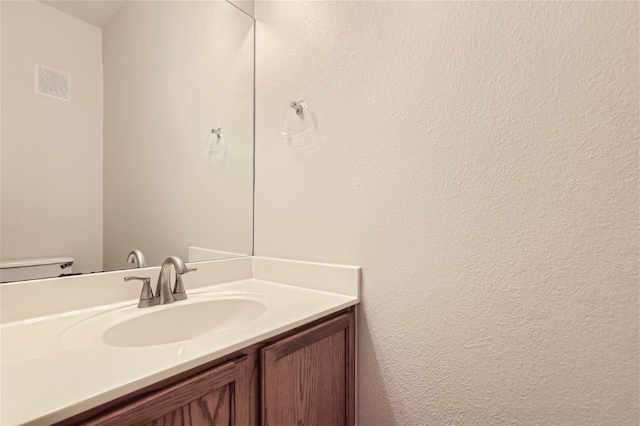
[
  {"x1": 261, "y1": 312, "x2": 356, "y2": 426},
  {"x1": 85, "y1": 356, "x2": 253, "y2": 426}
]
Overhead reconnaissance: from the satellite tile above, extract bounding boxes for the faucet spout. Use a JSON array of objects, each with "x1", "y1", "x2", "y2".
[
  {"x1": 127, "y1": 249, "x2": 146, "y2": 268},
  {"x1": 155, "y1": 256, "x2": 188, "y2": 305}
]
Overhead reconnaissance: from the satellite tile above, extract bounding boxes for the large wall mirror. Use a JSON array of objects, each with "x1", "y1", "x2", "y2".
[{"x1": 1, "y1": 0, "x2": 254, "y2": 278}]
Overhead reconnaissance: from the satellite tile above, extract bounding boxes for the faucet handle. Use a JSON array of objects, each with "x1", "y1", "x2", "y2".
[
  {"x1": 173, "y1": 267, "x2": 197, "y2": 301},
  {"x1": 124, "y1": 276, "x2": 158, "y2": 308}
]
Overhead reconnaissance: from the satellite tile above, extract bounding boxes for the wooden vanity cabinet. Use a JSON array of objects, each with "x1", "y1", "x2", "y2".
[
  {"x1": 261, "y1": 313, "x2": 355, "y2": 426},
  {"x1": 83, "y1": 356, "x2": 254, "y2": 426},
  {"x1": 59, "y1": 308, "x2": 355, "y2": 426}
]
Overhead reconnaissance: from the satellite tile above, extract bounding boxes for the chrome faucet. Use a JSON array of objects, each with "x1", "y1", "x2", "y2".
[
  {"x1": 125, "y1": 256, "x2": 196, "y2": 308},
  {"x1": 155, "y1": 256, "x2": 197, "y2": 305},
  {"x1": 127, "y1": 249, "x2": 146, "y2": 268}
]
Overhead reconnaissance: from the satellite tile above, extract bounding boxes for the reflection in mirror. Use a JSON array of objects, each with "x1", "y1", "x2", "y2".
[{"x1": 0, "y1": 0, "x2": 255, "y2": 281}]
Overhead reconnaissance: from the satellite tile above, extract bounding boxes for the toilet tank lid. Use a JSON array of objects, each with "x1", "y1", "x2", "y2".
[{"x1": 0, "y1": 257, "x2": 74, "y2": 269}]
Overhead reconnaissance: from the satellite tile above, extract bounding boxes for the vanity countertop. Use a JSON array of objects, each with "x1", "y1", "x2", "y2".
[{"x1": 0, "y1": 257, "x2": 360, "y2": 425}]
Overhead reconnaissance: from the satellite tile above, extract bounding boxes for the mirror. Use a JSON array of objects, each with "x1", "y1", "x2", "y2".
[{"x1": 0, "y1": 0, "x2": 254, "y2": 278}]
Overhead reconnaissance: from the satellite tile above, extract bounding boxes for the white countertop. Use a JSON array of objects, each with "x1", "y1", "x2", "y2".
[{"x1": 0, "y1": 257, "x2": 360, "y2": 425}]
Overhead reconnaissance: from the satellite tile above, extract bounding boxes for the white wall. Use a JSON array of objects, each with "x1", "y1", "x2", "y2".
[
  {"x1": 102, "y1": 1, "x2": 254, "y2": 270},
  {"x1": 254, "y1": 2, "x2": 639, "y2": 425},
  {"x1": 229, "y1": 0, "x2": 254, "y2": 18},
  {"x1": 1, "y1": 0, "x2": 103, "y2": 274}
]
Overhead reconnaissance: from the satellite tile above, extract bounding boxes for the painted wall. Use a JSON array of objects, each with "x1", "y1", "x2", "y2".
[
  {"x1": 230, "y1": 0, "x2": 255, "y2": 18},
  {"x1": 1, "y1": 0, "x2": 103, "y2": 274},
  {"x1": 254, "y1": 2, "x2": 639, "y2": 424},
  {"x1": 102, "y1": 1, "x2": 254, "y2": 270}
]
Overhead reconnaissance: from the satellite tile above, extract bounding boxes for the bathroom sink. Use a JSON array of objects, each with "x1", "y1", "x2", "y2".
[
  {"x1": 103, "y1": 299, "x2": 266, "y2": 347},
  {"x1": 62, "y1": 291, "x2": 273, "y2": 348}
]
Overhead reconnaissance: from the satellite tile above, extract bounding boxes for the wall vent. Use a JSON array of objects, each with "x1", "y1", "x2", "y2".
[{"x1": 34, "y1": 63, "x2": 70, "y2": 101}]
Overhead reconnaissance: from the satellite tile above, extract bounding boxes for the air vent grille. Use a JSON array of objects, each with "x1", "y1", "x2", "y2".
[{"x1": 34, "y1": 64, "x2": 70, "y2": 101}]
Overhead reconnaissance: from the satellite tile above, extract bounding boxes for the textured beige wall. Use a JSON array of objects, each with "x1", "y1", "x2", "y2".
[
  {"x1": 254, "y1": 2, "x2": 639, "y2": 424},
  {"x1": 1, "y1": 0, "x2": 103, "y2": 274},
  {"x1": 102, "y1": 1, "x2": 254, "y2": 270}
]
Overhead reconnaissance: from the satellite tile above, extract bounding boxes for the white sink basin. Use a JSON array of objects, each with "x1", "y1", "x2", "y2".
[
  {"x1": 103, "y1": 299, "x2": 266, "y2": 347},
  {"x1": 62, "y1": 291, "x2": 273, "y2": 348}
]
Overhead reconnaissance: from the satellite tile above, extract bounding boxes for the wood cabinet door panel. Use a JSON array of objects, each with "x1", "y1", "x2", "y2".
[
  {"x1": 86, "y1": 356, "x2": 248, "y2": 426},
  {"x1": 261, "y1": 312, "x2": 356, "y2": 426},
  {"x1": 145, "y1": 384, "x2": 232, "y2": 426}
]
